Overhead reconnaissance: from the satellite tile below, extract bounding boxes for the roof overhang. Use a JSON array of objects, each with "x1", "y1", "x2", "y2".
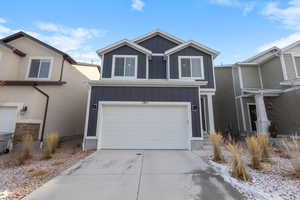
[
  {"x1": 164, "y1": 40, "x2": 220, "y2": 59},
  {"x1": 96, "y1": 40, "x2": 152, "y2": 57},
  {"x1": 132, "y1": 29, "x2": 185, "y2": 45},
  {"x1": 243, "y1": 46, "x2": 280, "y2": 64},
  {"x1": 0, "y1": 40, "x2": 26, "y2": 57},
  {"x1": 242, "y1": 88, "x2": 283, "y2": 96},
  {"x1": 282, "y1": 40, "x2": 300, "y2": 53},
  {"x1": 1, "y1": 80, "x2": 66, "y2": 86},
  {"x1": 89, "y1": 79, "x2": 207, "y2": 87},
  {"x1": 280, "y1": 80, "x2": 300, "y2": 86},
  {"x1": 2, "y1": 31, "x2": 76, "y2": 64}
]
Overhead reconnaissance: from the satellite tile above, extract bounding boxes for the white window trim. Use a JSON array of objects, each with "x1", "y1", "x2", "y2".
[
  {"x1": 292, "y1": 53, "x2": 300, "y2": 78},
  {"x1": 178, "y1": 56, "x2": 204, "y2": 80},
  {"x1": 111, "y1": 55, "x2": 138, "y2": 80},
  {"x1": 26, "y1": 56, "x2": 53, "y2": 80}
]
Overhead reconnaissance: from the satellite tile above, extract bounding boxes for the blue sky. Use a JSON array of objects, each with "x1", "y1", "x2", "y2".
[{"x1": 1, "y1": 0, "x2": 300, "y2": 65}]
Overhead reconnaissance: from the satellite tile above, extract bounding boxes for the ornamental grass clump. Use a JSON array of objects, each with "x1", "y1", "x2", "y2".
[
  {"x1": 246, "y1": 136, "x2": 263, "y2": 170},
  {"x1": 42, "y1": 133, "x2": 60, "y2": 160},
  {"x1": 209, "y1": 132, "x2": 225, "y2": 163},
  {"x1": 258, "y1": 134, "x2": 271, "y2": 162},
  {"x1": 227, "y1": 142, "x2": 252, "y2": 182},
  {"x1": 282, "y1": 137, "x2": 300, "y2": 178},
  {"x1": 18, "y1": 134, "x2": 34, "y2": 164}
]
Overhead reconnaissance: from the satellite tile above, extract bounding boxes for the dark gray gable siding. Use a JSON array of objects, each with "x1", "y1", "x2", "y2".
[
  {"x1": 169, "y1": 46, "x2": 214, "y2": 88},
  {"x1": 87, "y1": 86, "x2": 201, "y2": 137},
  {"x1": 138, "y1": 35, "x2": 178, "y2": 53},
  {"x1": 102, "y1": 45, "x2": 147, "y2": 79},
  {"x1": 148, "y1": 56, "x2": 167, "y2": 79}
]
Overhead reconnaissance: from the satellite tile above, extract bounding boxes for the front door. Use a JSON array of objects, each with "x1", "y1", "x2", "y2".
[{"x1": 248, "y1": 104, "x2": 257, "y2": 131}]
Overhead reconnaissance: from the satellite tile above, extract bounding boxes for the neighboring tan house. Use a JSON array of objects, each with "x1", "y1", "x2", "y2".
[
  {"x1": 0, "y1": 31, "x2": 100, "y2": 149},
  {"x1": 214, "y1": 41, "x2": 300, "y2": 136},
  {"x1": 83, "y1": 30, "x2": 219, "y2": 150}
]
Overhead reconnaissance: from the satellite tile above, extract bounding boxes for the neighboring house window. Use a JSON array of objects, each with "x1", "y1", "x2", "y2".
[
  {"x1": 294, "y1": 56, "x2": 300, "y2": 77},
  {"x1": 179, "y1": 56, "x2": 204, "y2": 79},
  {"x1": 28, "y1": 58, "x2": 52, "y2": 79},
  {"x1": 112, "y1": 55, "x2": 137, "y2": 78}
]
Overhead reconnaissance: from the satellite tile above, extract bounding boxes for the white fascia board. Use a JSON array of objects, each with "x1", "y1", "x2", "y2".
[
  {"x1": 236, "y1": 62, "x2": 259, "y2": 66},
  {"x1": 96, "y1": 39, "x2": 152, "y2": 56},
  {"x1": 242, "y1": 88, "x2": 283, "y2": 94},
  {"x1": 89, "y1": 80, "x2": 207, "y2": 87},
  {"x1": 280, "y1": 81, "x2": 300, "y2": 86},
  {"x1": 243, "y1": 46, "x2": 280, "y2": 63},
  {"x1": 282, "y1": 40, "x2": 300, "y2": 53},
  {"x1": 164, "y1": 40, "x2": 220, "y2": 59},
  {"x1": 132, "y1": 29, "x2": 185, "y2": 44}
]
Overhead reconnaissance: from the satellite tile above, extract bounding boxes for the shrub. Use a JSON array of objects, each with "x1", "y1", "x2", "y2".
[
  {"x1": 246, "y1": 136, "x2": 262, "y2": 170},
  {"x1": 227, "y1": 143, "x2": 252, "y2": 182},
  {"x1": 209, "y1": 132, "x2": 225, "y2": 163},
  {"x1": 258, "y1": 134, "x2": 271, "y2": 162},
  {"x1": 42, "y1": 146, "x2": 52, "y2": 160},
  {"x1": 45, "y1": 133, "x2": 60, "y2": 153},
  {"x1": 282, "y1": 137, "x2": 300, "y2": 178}
]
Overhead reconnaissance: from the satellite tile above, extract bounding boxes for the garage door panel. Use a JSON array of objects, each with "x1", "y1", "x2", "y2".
[{"x1": 98, "y1": 104, "x2": 190, "y2": 149}]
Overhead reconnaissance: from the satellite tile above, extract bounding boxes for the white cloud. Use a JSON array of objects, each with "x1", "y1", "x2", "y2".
[
  {"x1": 131, "y1": 0, "x2": 145, "y2": 11},
  {"x1": 263, "y1": 0, "x2": 300, "y2": 30},
  {"x1": 258, "y1": 32, "x2": 300, "y2": 51},
  {"x1": 0, "y1": 18, "x2": 6, "y2": 23},
  {"x1": 209, "y1": 0, "x2": 256, "y2": 15},
  {"x1": 0, "y1": 21, "x2": 105, "y2": 63},
  {"x1": 258, "y1": 0, "x2": 300, "y2": 52}
]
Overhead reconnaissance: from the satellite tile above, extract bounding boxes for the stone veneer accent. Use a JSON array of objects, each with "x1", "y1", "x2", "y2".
[{"x1": 13, "y1": 123, "x2": 40, "y2": 143}]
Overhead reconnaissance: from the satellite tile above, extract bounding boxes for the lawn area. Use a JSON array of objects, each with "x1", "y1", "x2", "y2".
[{"x1": 0, "y1": 139, "x2": 94, "y2": 200}]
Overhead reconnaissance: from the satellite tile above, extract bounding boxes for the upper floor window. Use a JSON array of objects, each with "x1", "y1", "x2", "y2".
[
  {"x1": 27, "y1": 57, "x2": 52, "y2": 79},
  {"x1": 178, "y1": 56, "x2": 204, "y2": 79},
  {"x1": 294, "y1": 56, "x2": 300, "y2": 77},
  {"x1": 112, "y1": 55, "x2": 137, "y2": 79}
]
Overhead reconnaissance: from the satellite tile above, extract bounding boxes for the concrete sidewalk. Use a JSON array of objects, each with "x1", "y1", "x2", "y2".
[{"x1": 24, "y1": 150, "x2": 243, "y2": 200}]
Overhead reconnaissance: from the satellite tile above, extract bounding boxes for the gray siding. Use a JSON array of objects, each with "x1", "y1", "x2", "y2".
[
  {"x1": 169, "y1": 46, "x2": 214, "y2": 88},
  {"x1": 148, "y1": 56, "x2": 166, "y2": 79},
  {"x1": 87, "y1": 86, "x2": 201, "y2": 137},
  {"x1": 260, "y1": 57, "x2": 283, "y2": 89},
  {"x1": 213, "y1": 67, "x2": 239, "y2": 134},
  {"x1": 138, "y1": 35, "x2": 178, "y2": 53},
  {"x1": 265, "y1": 89, "x2": 300, "y2": 135},
  {"x1": 102, "y1": 45, "x2": 147, "y2": 79},
  {"x1": 241, "y1": 65, "x2": 261, "y2": 88}
]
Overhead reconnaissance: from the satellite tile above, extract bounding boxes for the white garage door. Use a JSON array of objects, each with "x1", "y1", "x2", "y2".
[
  {"x1": 97, "y1": 102, "x2": 191, "y2": 149},
  {"x1": 0, "y1": 107, "x2": 17, "y2": 134}
]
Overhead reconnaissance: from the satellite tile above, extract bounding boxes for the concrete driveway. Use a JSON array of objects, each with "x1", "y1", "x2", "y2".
[{"x1": 25, "y1": 150, "x2": 243, "y2": 200}]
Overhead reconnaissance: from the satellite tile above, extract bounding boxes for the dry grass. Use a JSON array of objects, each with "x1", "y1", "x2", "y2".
[
  {"x1": 209, "y1": 132, "x2": 225, "y2": 163},
  {"x1": 17, "y1": 134, "x2": 34, "y2": 165},
  {"x1": 27, "y1": 168, "x2": 48, "y2": 177},
  {"x1": 246, "y1": 136, "x2": 263, "y2": 170},
  {"x1": 42, "y1": 133, "x2": 60, "y2": 160},
  {"x1": 258, "y1": 134, "x2": 271, "y2": 162},
  {"x1": 282, "y1": 137, "x2": 300, "y2": 178},
  {"x1": 227, "y1": 142, "x2": 252, "y2": 182},
  {"x1": 52, "y1": 160, "x2": 64, "y2": 166}
]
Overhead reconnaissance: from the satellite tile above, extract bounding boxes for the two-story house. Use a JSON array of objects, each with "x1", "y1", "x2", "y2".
[
  {"x1": 214, "y1": 41, "x2": 300, "y2": 136},
  {"x1": 83, "y1": 30, "x2": 219, "y2": 150},
  {"x1": 0, "y1": 31, "x2": 100, "y2": 149}
]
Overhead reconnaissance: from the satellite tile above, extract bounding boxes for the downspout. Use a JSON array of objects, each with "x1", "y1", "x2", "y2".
[
  {"x1": 59, "y1": 56, "x2": 66, "y2": 81},
  {"x1": 33, "y1": 85, "x2": 49, "y2": 144}
]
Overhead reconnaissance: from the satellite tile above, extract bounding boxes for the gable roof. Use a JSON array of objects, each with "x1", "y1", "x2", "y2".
[
  {"x1": 164, "y1": 40, "x2": 220, "y2": 59},
  {"x1": 132, "y1": 29, "x2": 185, "y2": 45},
  {"x1": 96, "y1": 39, "x2": 152, "y2": 56},
  {"x1": 0, "y1": 40, "x2": 26, "y2": 57},
  {"x1": 1, "y1": 31, "x2": 76, "y2": 64},
  {"x1": 243, "y1": 46, "x2": 280, "y2": 64},
  {"x1": 282, "y1": 40, "x2": 300, "y2": 53}
]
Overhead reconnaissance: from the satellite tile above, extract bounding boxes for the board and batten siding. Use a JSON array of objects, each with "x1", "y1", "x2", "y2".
[
  {"x1": 137, "y1": 35, "x2": 178, "y2": 53},
  {"x1": 102, "y1": 45, "x2": 147, "y2": 79},
  {"x1": 148, "y1": 56, "x2": 167, "y2": 79},
  {"x1": 260, "y1": 57, "x2": 284, "y2": 89},
  {"x1": 169, "y1": 46, "x2": 214, "y2": 88},
  {"x1": 87, "y1": 86, "x2": 202, "y2": 138}
]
